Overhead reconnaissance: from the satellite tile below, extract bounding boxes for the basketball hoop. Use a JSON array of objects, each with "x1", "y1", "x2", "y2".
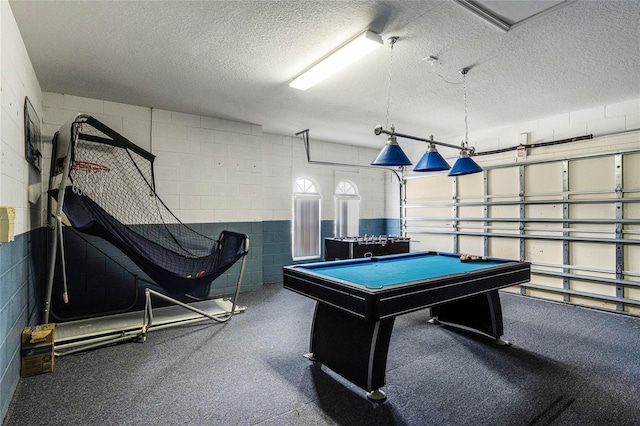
[
  {"x1": 71, "y1": 161, "x2": 111, "y2": 173},
  {"x1": 71, "y1": 161, "x2": 111, "y2": 195}
]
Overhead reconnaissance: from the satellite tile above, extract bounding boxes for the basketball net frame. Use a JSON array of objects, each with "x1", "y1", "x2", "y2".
[{"x1": 70, "y1": 160, "x2": 111, "y2": 195}]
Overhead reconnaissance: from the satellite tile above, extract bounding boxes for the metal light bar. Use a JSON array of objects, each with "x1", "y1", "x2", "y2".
[
  {"x1": 374, "y1": 125, "x2": 482, "y2": 176},
  {"x1": 290, "y1": 30, "x2": 383, "y2": 90},
  {"x1": 374, "y1": 125, "x2": 471, "y2": 152}
]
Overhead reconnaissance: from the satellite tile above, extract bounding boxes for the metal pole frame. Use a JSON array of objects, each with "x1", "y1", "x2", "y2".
[
  {"x1": 43, "y1": 117, "x2": 84, "y2": 323},
  {"x1": 374, "y1": 125, "x2": 473, "y2": 154},
  {"x1": 54, "y1": 238, "x2": 249, "y2": 356},
  {"x1": 142, "y1": 237, "x2": 249, "y2": 330}
]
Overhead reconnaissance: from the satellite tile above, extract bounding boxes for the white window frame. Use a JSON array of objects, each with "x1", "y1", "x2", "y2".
[
  {"x1": 292, "y1": 178, "x2": 321, "y2": 260},
  {"x1": 334, "y1": 181, "x2": 360, "y2": 238}
]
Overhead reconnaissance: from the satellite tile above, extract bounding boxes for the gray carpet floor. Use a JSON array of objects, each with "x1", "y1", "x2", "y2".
[{"x1": 4, "y1": 283, "x2": 640, "y2": 426}]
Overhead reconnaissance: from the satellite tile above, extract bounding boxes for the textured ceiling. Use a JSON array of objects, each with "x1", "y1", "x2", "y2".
[{"x1": 9, "y1": 1, "x2": 640, "y2": 150}]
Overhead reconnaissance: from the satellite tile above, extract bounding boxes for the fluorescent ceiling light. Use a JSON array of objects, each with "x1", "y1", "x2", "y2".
[{"x1": 290, "y1": 30, "x2": 383, "y2": 91}]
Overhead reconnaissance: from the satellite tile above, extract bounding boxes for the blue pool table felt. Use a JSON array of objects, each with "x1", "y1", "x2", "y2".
[{"x1": 302, "y1": 254, "x2": 505, "y2": 288}]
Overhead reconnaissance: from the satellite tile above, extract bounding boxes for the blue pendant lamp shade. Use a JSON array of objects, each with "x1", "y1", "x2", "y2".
[
  {"x1": 413, "y1": 143, "x2": 450, "y2": 172},
  {"x1": 371, "y1": 135, "x2": 412, "y2": 166},
  {"x1": 449, "y1": 68, "x2": 482, "y2": 177},
  {"x1": 448, "y1": 149, "x2": 482, "y2": 176}
]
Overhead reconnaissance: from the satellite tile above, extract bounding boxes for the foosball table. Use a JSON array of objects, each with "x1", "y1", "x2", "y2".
[{"x1": 324, "y1": 235, "x2": 410, "y2": 261}]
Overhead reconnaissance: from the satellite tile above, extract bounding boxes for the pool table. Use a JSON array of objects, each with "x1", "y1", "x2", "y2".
[{"x1": 283, "y1": 251, "x2": 531, "y2": 400}]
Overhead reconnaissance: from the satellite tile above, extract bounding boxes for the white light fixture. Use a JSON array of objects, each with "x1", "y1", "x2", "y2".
[{"x1": 290, "y1": 30, "x2": 383, "y2": 91}]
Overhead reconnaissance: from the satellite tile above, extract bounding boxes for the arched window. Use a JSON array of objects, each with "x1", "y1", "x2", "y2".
[
  {"x1": 292, "y1": 178, "x2": 321, "y2": 260},
  {"x1": 335, "y1": 181, "x2": 360, "y2": 238}
]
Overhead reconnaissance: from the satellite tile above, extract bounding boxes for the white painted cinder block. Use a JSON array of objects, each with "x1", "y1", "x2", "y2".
[
  {"x1": 92, "y1": 114, "x2": 124, "y2": 133},
  {"x1": 171, "y1": 111, "x2": 201, "y2": 127},
  {"x1": 42, "y1": 92, "x2": 65, "y2": 108},
  {"x1": 587, "y1": 116, "x2": 626, "y2": 137},
  {"x1": 180, "y1": 182, "x2": 209, "y2": 196},
  {"x1": 153, "y1": 121, "x2": 187, "y2": 140},
  {"x1": 606, "y1": 98, "x2": 640, "y2": 118},
  {"x1": 42, "y1": 106, "x2": 76, "y2": 126},
  {"x1": 185, "y1": 140, "x2": 201, "y2": 155},
  {"x1": 232, "y1": 196, "x2": 253, "y2": 211},
  {"x1": 200, "y1": 116, "x2": 227, "y2": 131},
  {"x1": 261, "y1": 210, "x2": 275, "y2": 221},
  {"x1": 200, "y1": 196, "x2": 218, "y2": 211},
  {"x1": 553, "y1": 122, "x2": 588, "y2": 141},
  {"x1": 123, "y1": 118, "x2": 152, "y2": 136},
  {"x1": 627, "y1": 112, "x2": 640, "y2": 130},
  {"x1": 153, "y1": 136, "x2": 191, "y2": 154},
  {"x1": 203, "y1": 166, "x2": 228, "y2": 183},
  {"x1": 41, "y1": 123, "x2": 61, "y2": 145},
  {"x1": 201, "y1": 116, "x2": 254, "y2": 134},
  {"x1": 228, "y1": 144, "x2": 255, "y2": 159},
  {"x1": 104, "y1": 101, "x2": 150, "y2": 121},
  {"x1": 262, "y1": 132, "x2": 284, "y2": 145},
  {"x1": 1, "y1": 3, "x2": 45, "y2": 235},
  {"x1": 214, "y1": 182, "x2": 239, "y2": 197},
  {"x1": 252, "y1": 198, "x2": 264, "y2": 211},
  {"x1": 212, "y1": 130, "x2": 238, "y2": 145},
  {"x1": 187, "y1": 126, "x2": 216, "y2": 143},
  {"x1": 63, "y1": 95, "x2": 104, "y2": 115},
  {"x1": 179, "y1": 195, "x2": 201, "y2": 210},
  {"x1": 151, "y1": 109, "x2": 172, "y2": 124},
  {"x1": 201, "y1": 142, "x2": 228, "y2": 157},
  {"x1": 156, "y1": 193, "x2": 179, "y2": 210},
  {"x1": 216, "y1": 210, "x2": 238, "y2": 222},
  {"x1": 179, "y1": 209, "x2": 211, "y2": 224},
  {"x1": 269, "y1": 144, "x2": 293, "y2": 161},
  {"x1": 38, "y1": 94, "x2": 396, "y2": 226},
  {"x1": 529, "y1": 127, "x2": 554, "y2": 144},
  {"x1": 153, "y1": 151, "x2": 180, "y2": 167},
  {"x1": 2, "y1": 86, "x2": 22, "y2": 128},
  {"x1": 251, "y1": 125, "x2": 263, "y2": 136},
  {"x1": 179, "y1": 165, "x2": 202, "y2": 182},
  {"x1": 539, "y1": 113, "x2": 570, "y2": 129},
  {"x1": 1, "y1": 110, "x2": 20, "y2": 149},
  {"x1": 155, "y1": 179, "x2": 181, "y2": 196},
  {"x1": 2, "y1": 174, "x2": 24, "y2": 208},
  {"x1": 226, "y1": 120, "x2": 253, "y2": 135},
  {"x1": 570, "y1": 106, "x2": 605, "y2": 124},
  {"x1": 153, "y1": 165, "x2": 180, "y2": 181}
]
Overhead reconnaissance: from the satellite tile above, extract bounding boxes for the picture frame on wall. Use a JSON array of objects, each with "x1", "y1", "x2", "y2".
[{"x1": 24, "y1": 96, "x2": 42, "y2": 171}]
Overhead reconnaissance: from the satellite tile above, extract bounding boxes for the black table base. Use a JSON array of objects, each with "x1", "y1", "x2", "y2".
[{"x1": 307, "y1": 290, "x2": 505, "y2": 400}]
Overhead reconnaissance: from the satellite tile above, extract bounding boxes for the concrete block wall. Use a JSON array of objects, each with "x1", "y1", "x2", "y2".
[
  {"x1": 403, "y1": 98, "x2": 640, "y2": 171},
  {"x1": 40, "y1": 97, "x2": 265, "y2": 297},
  {"x1": 39, "y1": 93, "x2": 391, "y2": 293},
  {"x1": 1, "y1": 2, "x2": 45, "y2": 420},
  {"x1": 150, "y1": 108, "x2": 263, "y2": 224}
]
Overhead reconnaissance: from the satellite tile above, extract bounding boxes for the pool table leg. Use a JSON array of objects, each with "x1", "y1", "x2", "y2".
[
  {"x1": 429, "y1": 290, "x2": 507, "y2": 342},
  {"x1": 306, "y1": 302, "x2": 395, "y2": 400}
]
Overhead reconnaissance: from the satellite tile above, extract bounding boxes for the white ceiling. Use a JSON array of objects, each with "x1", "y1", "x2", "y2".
[{"x1": 9, "y1": 1, "x2": 640, "y2": 150}]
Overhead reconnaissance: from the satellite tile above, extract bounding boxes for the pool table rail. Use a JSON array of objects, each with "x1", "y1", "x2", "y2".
[{"x1": 282, "y1": 252, "x2": 531, "y2": 401}]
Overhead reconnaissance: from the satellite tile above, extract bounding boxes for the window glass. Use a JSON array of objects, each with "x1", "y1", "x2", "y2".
[
  {"x1": 292, "y1": 178, "x2": 321, "y2": 260},
  {"x1": 335, "y1": 181, "x2": 360, "y2": 237}
]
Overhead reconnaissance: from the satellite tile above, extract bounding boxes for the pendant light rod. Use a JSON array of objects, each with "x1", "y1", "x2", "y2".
[{"x1": 373, "y1": 125, "x2": 476, "y2": 154}]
